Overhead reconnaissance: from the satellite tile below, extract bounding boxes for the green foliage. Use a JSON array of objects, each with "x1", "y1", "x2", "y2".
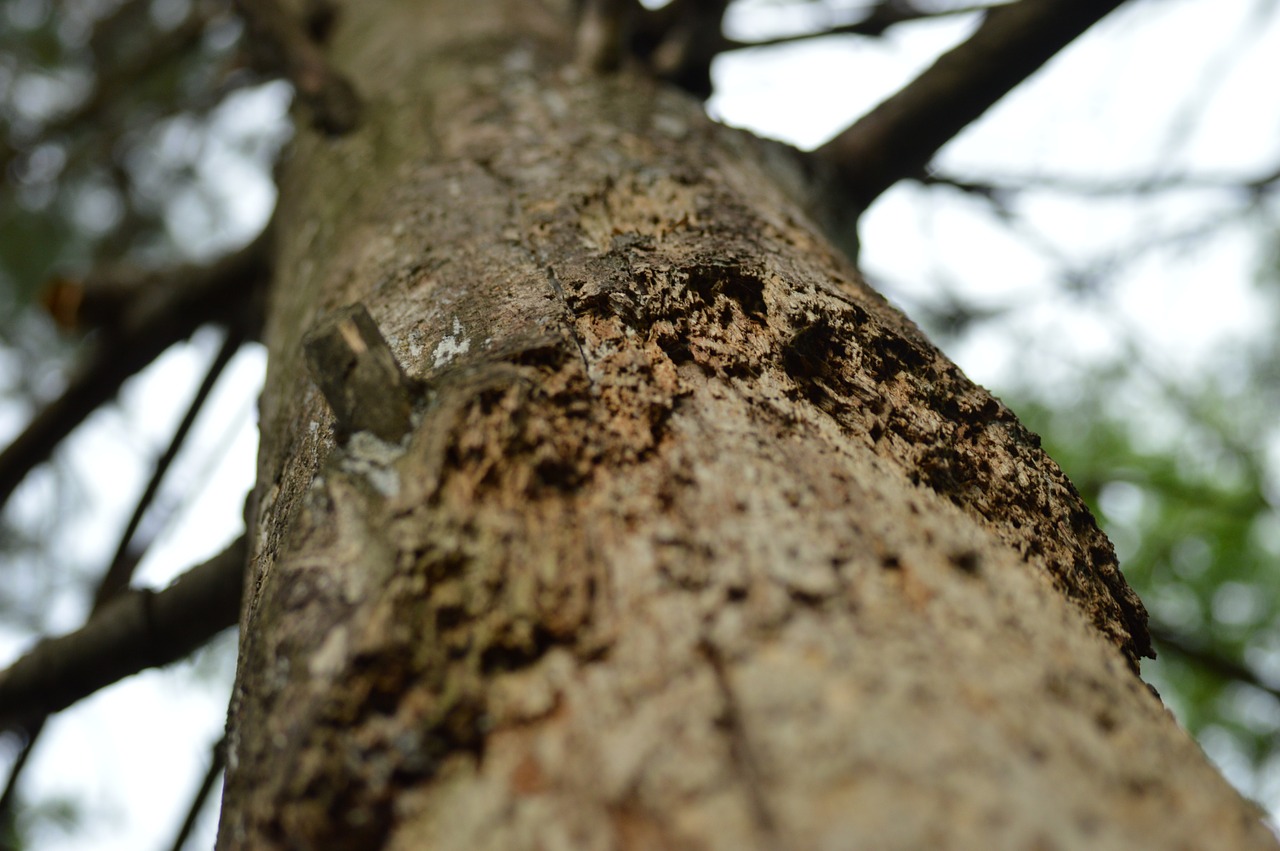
[{"x1": 1008, "y1": 332, "x2": 1280, "y2": 785}]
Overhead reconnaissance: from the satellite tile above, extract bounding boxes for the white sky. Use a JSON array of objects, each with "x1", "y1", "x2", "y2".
[{"x1": 4, "y1": 1, "x2": 1280, "y2": 847}]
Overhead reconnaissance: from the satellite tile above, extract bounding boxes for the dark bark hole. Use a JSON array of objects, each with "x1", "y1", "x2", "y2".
[
  {"x1": 367, "y1": 686, "x2": 400, "y2": 716},
  {"x1": 535, "y1": 457, "x2": 585, "y2": 490},
  {"x1": 949, "y1": 550, "x2": 981, "y2": 575},
  {"x1": 434, "y1": 695, "x2": 488, "y2": 761},
  {"x1": 868, "y1": 333, "x2": 929, "y2": 382},
  {"x1": 435, "y1": 601, "x2": 466, "y2": 631},
  {"x1": 356, "y1": 657, "x2": 411, "y2": 716},
  {"x1": 480, "y1": 627, "x2": 555, "y2": 674},
  {"x1": 655, "y1": 333, "x2": 694, "y2": 364},
  {"x1": 684, "y1": 264, "x2": 767, "y2": 319},
  {"x1": 939, "y1": 392, "x2": 1000, "y2": 426},
  {"x1": 782, "y1": 320, "x2": 841, "y2": 383}
]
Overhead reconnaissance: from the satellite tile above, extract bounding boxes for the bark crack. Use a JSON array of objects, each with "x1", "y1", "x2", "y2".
[
  {"x1": 699, "y1": 639, "x2": 779, "y2": 841},
  {"x1": 470, "y1": 156, "x2": 594, "y2": 382},
  {"x1": 542, "y1": 262, "x2": 593, "y2": 381}
]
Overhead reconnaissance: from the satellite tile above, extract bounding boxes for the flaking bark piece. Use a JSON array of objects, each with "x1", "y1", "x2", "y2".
[{"x1": 304, "y1": 304, "x2": 417, "y2": 442}]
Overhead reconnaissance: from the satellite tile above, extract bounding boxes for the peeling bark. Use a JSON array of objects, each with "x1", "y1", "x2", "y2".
[{"x1": 217, "y1": 2, "x2": 1278, "y2": 849}]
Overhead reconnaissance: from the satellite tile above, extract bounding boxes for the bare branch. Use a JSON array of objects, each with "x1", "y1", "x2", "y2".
[
  {"x1": 1151, "y1": 624, "x2": 1280, "y2": 702},
  {"x1": 919, "y1": 163, "x2": 1280, "y2": 200},
  {"x1": 165, "y1": 737, "x2": 226, "y2": 851},
  {"x1": 814, "y1": 0, "x2": 1129, "y2": 214},
  {"x1": 1, "y1": 331, "x2": 248, "y2": 819},
  {"x1": 648, "y1": 0, "x2": 732, "y2": 98},
  {"x1": 93, "y1": 328, "x2": 246, "y2": 608},
  {"x1": 0, "y1": 3, "x2": 211, "y2": 182},
  {"x1": 0, "y1": 717, "x2": 40, "y2": 833},
  {"x1": 575, "y1": 0, "x2": 638, "y2": 72},
  {"x1": 720, "y1": 1, "x2": 999, "y2": 52},
  {"x1": 0, "y1": 231, "x2": 269, "y2": 516},
  {"x1": 0, "y1": 535, "x2": 246, "y2": 729},
  {"x1": 233, "y1": 0, "x2": 361, "y2": 134}
]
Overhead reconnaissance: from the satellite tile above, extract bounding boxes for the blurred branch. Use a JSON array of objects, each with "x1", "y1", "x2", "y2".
[
  {"x1": 233, "y1": 0, "x2": 361, "y2": 134},
  {"x1": 570, "y1": 0, "x2": 735, "y2": 97},
  {"x1": 814, "y1": 0, "x2": 1128, "y2": 214},
  {"x1": 0, "y1": 519, "x2": 242, "y2": 827},
  {"x1": 720, "y1": 1, "x2": 998, "y2": 51},
  {"x1": 0, "y1": 719, "x2": 38, "y2": 850},
  {"x1": 647, "y1": 0, "x2": 732, "y2": 98},
  {"x1": 914, "y1": 165, "x2": 1264, "y2": 307},
  {"x1": 918, "y1": 162, "x2": 1280, "y2": 200},
  {"x1": 0, "y1": 230, "x2": 269, "y2": 516},
  {"x1": 0, "y1": 534, "x2": 246, "y2": 729},
  {"x1": 94, "y1": 327, "x2": 245, "y2": 607},
  {"x1": 576, "y1": 0, "x2": 639, "y2": 72},
  {"x1": 0, "y1": 4, "x2": 212, "y2": 181},
  {"x1": 1152, "y1": 624, "x2": 1280, "y2": 702},
  {"x1": 165, "y1": 736, "x2": 226, "y2": 851},
  {"x1": 0, "y1": 329, "x2": 246, "y2": 828}
]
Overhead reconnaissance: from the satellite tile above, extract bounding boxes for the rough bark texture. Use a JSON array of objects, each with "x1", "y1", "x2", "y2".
[{"x1": 217, "y1": 2, "x2": 1278, "y2": 849}]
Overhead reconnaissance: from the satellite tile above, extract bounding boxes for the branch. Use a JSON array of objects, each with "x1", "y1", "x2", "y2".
[
  {"x1": 0, "y1": 717, "x2": 39, "y2": 840},
  {"x1": 0, "y1": 231, "x2": 269, "y2": 515},
  {"x1": 646, "y1": 0, "x2": 731, "y2": 99},
  {"x1": 165, "y1": 737, "x2": 226, "y2": 851},
  {"x1": 93, "y1": 328, "x2": 246, "y2": 608},
  {"x1": 575, "y1": 0, "x2": 731, "y2": 99},
  {"x1": 233, "y1": 0, "x2": 361, "y2": 134},
  {"x1": 1151, "y1": 624, "x2": 1280, "y2": 702},
  {"x1": 575, "y1": 0, "x2": 639, "y2": 72},
  {"x1": 0, "y1": 536, "x2": 246, "y2": 729},
  {"x1": 0, "y1": 3, "x2": 210, "y2": 182},
  {"x1": 720, "y1": 1, "x2": 998, "y2": 52},
  {"x1": 918, "y1": 162, "x2": 1280, "y2": 200},
  {"x1": 1, "y1": 344, "x2": 249, "y2": 822},
  {"x1": 814, "y1": 0, "x2": 1129, "y2": 214}
]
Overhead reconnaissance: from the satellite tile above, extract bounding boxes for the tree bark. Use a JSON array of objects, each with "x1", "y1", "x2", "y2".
[{"x1": 217, "y1": 2, "x2": 1278, "y2": 849}]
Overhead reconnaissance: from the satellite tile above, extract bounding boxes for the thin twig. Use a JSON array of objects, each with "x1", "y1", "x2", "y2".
[
  {"x1": 720, "y1": 1, "x2": 998, "y2": 52},
  {"x1": 1152, "y1": 625, "x2": 1280, "y2": 701},
  {"x1": 0, "y1": 718, "x2": 41, "y2": 851},
  {"x1": 165, "y1": 737, "x2": 226, "y2": 851},
  {"x1": 814, "y1": 0, "x2": 1129, "y2": 213},
  {"x1": 94, "y1": 328, "x2": 245, "y2": 608},
  {"x1": 0, "y1": 230, "x2": 268, "y2": 515},
  {"x1": 918, "y1": 162, "x2": 1280, "y2": 199}
]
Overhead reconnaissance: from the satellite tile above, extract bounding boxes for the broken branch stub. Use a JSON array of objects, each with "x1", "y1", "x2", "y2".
[{"x1": 303, "y1": 304, "x2": 417, "y2": 442}]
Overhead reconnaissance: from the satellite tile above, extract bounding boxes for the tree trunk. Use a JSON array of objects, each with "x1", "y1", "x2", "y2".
[{"x1": 216, "y1": 2, "x2": 1278, "y2": 849}]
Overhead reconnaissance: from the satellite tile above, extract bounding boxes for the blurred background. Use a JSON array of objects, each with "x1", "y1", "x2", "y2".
[{"x1": 1, "y1": 0, "x2": 1278, "y2": 848}]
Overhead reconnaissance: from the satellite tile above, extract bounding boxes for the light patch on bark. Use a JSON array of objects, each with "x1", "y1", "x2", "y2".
[{"x1": 432, "y1": 317, "x2": 473, "y2": 369}]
